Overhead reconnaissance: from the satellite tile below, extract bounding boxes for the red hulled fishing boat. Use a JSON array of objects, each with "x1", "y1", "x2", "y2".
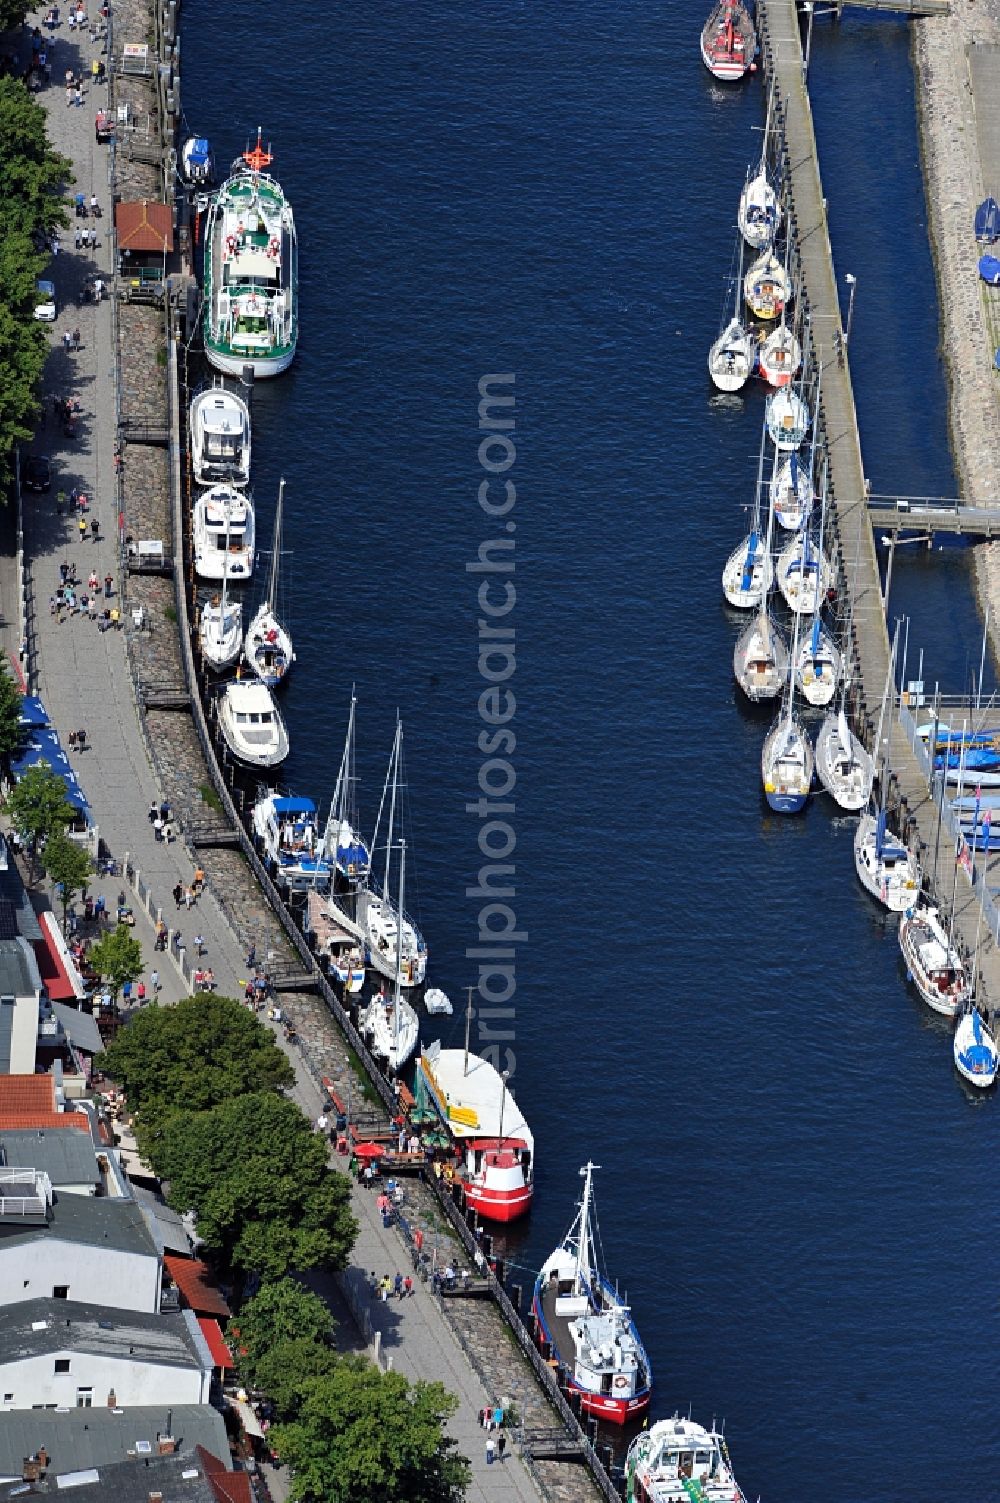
[{"x1": 700, "y1": 0, "x2": 757, "y2": 82}]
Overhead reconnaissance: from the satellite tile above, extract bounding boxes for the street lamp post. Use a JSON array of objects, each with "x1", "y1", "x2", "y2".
[{"x1": 844, "y1": 272, "x2": 857, "y2": 350}]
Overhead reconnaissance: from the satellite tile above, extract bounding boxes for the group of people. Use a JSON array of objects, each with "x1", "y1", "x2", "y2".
[
  {"x1": 50, "y1": 559, "x2": 119, "y2": 631},
  {"x1": 372, "y1": 1271, "x2": 415, "y2": 1301}
]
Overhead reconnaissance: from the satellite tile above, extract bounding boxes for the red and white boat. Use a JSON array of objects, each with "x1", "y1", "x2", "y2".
[
  {"x1": 533, "y1": 1163, "x2": 651, "y2": 1424},
  {"x1": 700, "y1": 0, "x2": 757, "y2": 83},
  {"x1": 416, "y1": 1039, "x2": 533, "y2": 1223}
]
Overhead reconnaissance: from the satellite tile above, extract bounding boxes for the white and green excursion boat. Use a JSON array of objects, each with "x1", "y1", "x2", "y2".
[{"x1": 202, "y1": 129, "x2": 297, "y2": 378}]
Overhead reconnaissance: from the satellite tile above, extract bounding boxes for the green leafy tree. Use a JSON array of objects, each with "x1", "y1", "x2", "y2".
[
  {"x1": 4, "y1": 761, "x2": 74, "y2": 877},
  {"x1": 99, "y1": 992, "x2": 293, "y2": 1115},
  {"x1": 0, "y1": 666, "x2": 23, "y2": 764},
  {"x1": 250, "y1": 1338, "x2": 339, "y2": 1420},
  {"x1": 150, "y1": 1092, "x2": 357, "y2": 1283},
  {"x1": 42, "y1": 831, "x2": 92, "y2": 934},
  {"x1": 0, "y1": 78, "x2": 71, "y2": 247},
  {"x1": 234, "y1": 1279, "x2": 334, "y2": 1373},
  {"x1": 270, "y1": 1359, "x2": 469, "y2": 1503},
  {"x1": 88, "y1": 923, "x2": 143, "y2": 1004}
]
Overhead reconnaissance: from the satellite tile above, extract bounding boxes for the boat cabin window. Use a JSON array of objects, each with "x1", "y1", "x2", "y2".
[{"x1": 677, "y1": 1450, "x2": 694, "y2": 1479}]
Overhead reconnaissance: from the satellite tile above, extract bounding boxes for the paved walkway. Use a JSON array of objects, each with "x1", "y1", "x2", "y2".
[{"x1": 16, "y1": 17, "x2": 543, "y2": 1500}]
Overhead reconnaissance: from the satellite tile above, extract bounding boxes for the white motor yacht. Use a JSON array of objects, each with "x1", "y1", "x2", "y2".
[
  {"x1": 189, "y1": 386, "x2": 251, "y2": 487},
  {"x1": 217, "y1": 679, "x2": 288, "y2": 769},
  {"x1": 193, "y1": 485, "x2": 255, "y2": 582}
]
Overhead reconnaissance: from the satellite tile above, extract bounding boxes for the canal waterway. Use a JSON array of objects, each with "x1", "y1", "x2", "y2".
[{"x1": 183, "y1": 5, "x2": 996, "y2": 1498}]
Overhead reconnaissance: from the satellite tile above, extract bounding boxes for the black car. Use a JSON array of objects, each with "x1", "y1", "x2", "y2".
[{"x1": 22, "y1": 455, "x2": 51, "y2": 493}]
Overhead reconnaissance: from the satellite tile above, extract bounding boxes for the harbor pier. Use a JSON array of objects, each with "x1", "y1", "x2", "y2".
[{"x1": 759, "y1": 0, "x2": 1000, "y2": 1008}]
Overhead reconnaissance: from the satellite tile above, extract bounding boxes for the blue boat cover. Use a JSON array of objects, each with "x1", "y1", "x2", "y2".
[
  {"x1": 19, "y1": 695, "x2": 49, "y2": 728},
  {"x1": 11, "y1": 731, "x2": 89, "y2": 815},
  {"x1": 271, "y1": 796, "x2": 316, "y2": 815},
  {"x1": 976, "y1": 197, "x2": 1000, "y2": 242},
  {"x1": 809, "y1": 616, "x2": 821, "y2": 656},
  {"x1": 188, "y1": 137, "x2": 211, "y2": 164},
  {"x1": 337, "y1": 836, "x2": 370, "y2": 870},
  {"x1": 979, "y1": 254, "x2": 1000, "y2": 285},
  {"x1": 875, "y1": 809, "x2": 886, "y2": 859},
  {"x1": 741, "y1": 531, "x2": 760, "y2": 592}
]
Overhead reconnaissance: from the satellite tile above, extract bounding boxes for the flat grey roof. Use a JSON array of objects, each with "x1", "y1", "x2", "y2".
[
  {"x1": 131, "y1": 1185, "x2": 191, "y2": 1257},
  {"x1": 0, "y1": 1189, "x2": 156, "y2": 1257},
  {"x1": 48, "y1": 1002, "x2": 103, "y2": 1056},
  {"x1": 0, "y1": 1299, "x2": 205, "y2": 1372},
  {"x1": 0, "y1": 1405, "x2": 230, "y2": 1482},
  {"x1": 0, "y1": 852, "x2": 42, "y2": 942},
  {"x1": 0, "y1": 1129, "x2": 100, "y2": 1188},
  {"x1": 0, "y1": 938, "x2": 41, "y2": 998},
  {"x1": 3, "y1": 1448, "x2": 222, "y2": 1501}
]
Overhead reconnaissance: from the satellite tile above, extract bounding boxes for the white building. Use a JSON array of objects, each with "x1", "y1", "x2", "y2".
[
  {"x1": 0, "y1": 1299, "x2": 212, "y2": 1411},
  {"x1": 0, "y1": 1171, "x2": 162, "y2": 1312}
]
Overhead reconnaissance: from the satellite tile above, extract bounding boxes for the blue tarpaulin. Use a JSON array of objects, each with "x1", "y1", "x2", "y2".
[
  {"x1": 271, "y1": 796, "x2": 316, "y2": 815},
  {"x1": 11, "y1": 731, "x2": 90, "y2": 816},
  {"x1": 19, "y1": 696, "x2": 49, "y2": 729},
  {"x1": 976, "y1": 197, "x2": 1000, "y2": 242},
  {"x1": 979, "y1": 254, "x2": 1000, "y2": 285},
  {"x1": 188, "y1": 137, "x2": 211, "y2": 164}
]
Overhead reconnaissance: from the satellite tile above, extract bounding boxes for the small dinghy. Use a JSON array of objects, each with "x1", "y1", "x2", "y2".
[
  {"x1": 758, "y1": 321, "x2": 801, "y2": 388},
  {"x1": 979, "y1": 254, "x2": 1000, "y2": 286},
  {"x1": 738, "y1": 168, "x2": 780, "y2": 251},
  {"x1": 181, "y1": 135, "x2": 214, "y2": 187},
  {"x1": 217, "y1": 679, "x2": 289, "y2": 769},
  {"x1": 816, "y1": 707, "x2": 873, "y2": 810},
  {"x1": 744, "y1": 250, "x2": 790, "y2": 321},
  {"x1": 733, "y1": 607, "x2": 788, "y2": 702},
  {"x1": 899, "y1": 903, "x2": 969, "y2": 1017},
  {"x1": 854, "y1": 810, "x2": 921, "y2": 909},
  {"x1": 708, "y1": 317, "x2": 754, "y2": 392},
  {"x1": 766, "y1": 387, "x2": 809, "y2": 450},
  {"x1": 424, "y1": 987, "x2": 453, "y2": 1016},
  {"x1": 700, "y1": 0, "x2": 757, "y2": 81},
  {"x1": 954, "y1": 1007, "x2": 998, "y2": 1088},
  {"x1": 771, "y1": 452, "x2": 812, "y2": 531}
]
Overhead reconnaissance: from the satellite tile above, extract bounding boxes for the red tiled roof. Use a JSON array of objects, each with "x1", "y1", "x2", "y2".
[
  {"x1": 114, "y1": 198, "x2": 174, "y2": 253},
  {"x1": 0, "y1": 1076, "x2": 56, "y2": 1112},
  {"x1": 198, "y1": 1316, "x2": 233, "y2": 1370},
  {"x1": 163, "y1": 1253, "x2": 231, "y2": 1318},
  {"x1": 0, "y1": 1111, "x2": 91, "y2": 1134},
  {"x1": 196, "y1": 1448, "x2": 252, "y2": 1503}
]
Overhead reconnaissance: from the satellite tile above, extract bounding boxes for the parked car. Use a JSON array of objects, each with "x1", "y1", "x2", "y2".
[
  {"x1": 33, "y1": 280, "x2": 56, "y2": 321},
  {"x1": 22, "y1": 456, "x2": 51, "y2": 493}
]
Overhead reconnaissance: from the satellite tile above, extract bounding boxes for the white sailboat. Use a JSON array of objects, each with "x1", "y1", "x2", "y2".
[
  {"x1": 356, "y1": 719, "x2": 429, "y2": 989},
  {"x1": 816, "y1": 706, "x2": 873, "y2": 810},
  {"x1": 733, "y1": 605, "x2": 788, "y2": 702},
  {"x1": 765, "y1": 386, "x2": 809, "y2": 450},
  {"x1": 777, "y1": 525, "x2": 832, "y2": 614},
  {"x1": 744, "y1": 248, "x2": 790, "y2": 321},
  {"x1": 771, "y1": 451, "x2": 812, "y2": 531},
  {"x1": 953, "y1": 1007, "x2": 998, "y2": 1088},
  {"x1": 899, "y1": 903, "x2": 969, "y2": 1017},
  {"x1": 321, "y1": 692, "x2": 371, "y2": 884},
  {"x1": 244, "y1": 477, "x2": 294, "y2": 688},
  {"x1": 758, "y1": 319, "x2": 800, "y2": 388},
  {"x1": 738, "y1": 166, "x2": 780, "y2": 252},
  {"x1": 722, "y1": 422, "x2": 774, "y2": 609},
  {"x1": 761, "y1": 610, "x2": 813, "y2": 813},
  {"x1": 708, "y1": 317, "x2": 754, "y2": 392},
  {"x1": 794, "y1": 475, "x2": 839, "y2": 707},
  {"x1": 189, "y1": 384, "x2": 251, "y2": 487},
  {"x1": 854, "y1": 627, "x2": 921, "y2": 907},
  {"x1": 361, "y1": 837, "x2": 420, "y2": 1073}
]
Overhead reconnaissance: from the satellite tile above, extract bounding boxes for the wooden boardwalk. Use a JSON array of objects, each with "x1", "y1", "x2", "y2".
[{"x1": 760, "y1": 0, "x2": 1000, "y2": 1011}]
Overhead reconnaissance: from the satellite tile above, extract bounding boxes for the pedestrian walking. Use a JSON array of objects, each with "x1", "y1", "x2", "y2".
[
  {"x1": 486, "y1": 1438, "x2": 495, "y2": 1466},
  {"x1": 184, "y1": 887, "x2": 194, "y2": 910},
  {"x1": 136, "y1": 981, "x2": 146, "y2": 1003},
  {"x1": 150, "y1": 968, "x2": 160, "y2": 992},
  {"x1": 59, "y1": 562, "x2": 69, "y2": 584},
  {"x1": 393, "y1": 1272, "x2": 403, "y2": 1299},
  {"x1": 65, "y1": 83, "x2": 72, "y2": 104},
  {"x1": 497, "y1": 1433, "x2": 507, "y2": 1463},
  {"x1": 122, "y1": 980, "x2": 132, "y2": 1004},
  {"x1": 62, "y1": 329, "x2": 72, "y2": 352},
  {"x1": 68, "y1": 730, "x2": 77, "y2": 750},
  {"x1": 172, "y1": 881, "x2": 182, "y2": 908},
  {"x1": 159, "y1": 800, "x2": 170, "y2": 822},
  {"x1": 194, "y1": 933, "x2": 204, "y2": 956},
  {"x1": 153, "y1": 816, "x2": 163, "y2": 842},
  {"x1": 74, "y1": 224, "x2": 81, "y2": 248},
  {"x1": 90, "y1": 193, "x2": 98, "y2": 215},
  {"x1": 78, "y1": 517, "x2": 87, "y2": 542},
  {"x1": 193, "y1": 865, "x2": 205, "y2": 894},
  {"x1": 93, "y1": 277, "x2": 103, "y2": 302},
  {"x1": 246, "y1": 943, "x2": 256, "y2": 968},
  {"x1": 72, "y1": 327, "x2": 80, "y2": 350},
  {"x1": 403, "y1": 1275, "x2": 413, "y2": 1297},
  {"x1": 90, "y1": 517, "x2": 98, "y2": 542},
  {"x1": 103, "y1": 573, "x2": 112, "y2": 598},
  {"x1": 77, "y1": 728, "x2": 87, "y2": 750}
]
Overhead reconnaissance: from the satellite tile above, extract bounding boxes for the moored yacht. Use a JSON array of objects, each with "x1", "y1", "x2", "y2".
[
  {"x1": 758, "y1": 321, "x2": 800, "y2": 388},
  {"x1": 899, "y1": 902, "x2": 969, "y2": 1017},
  {"x1": 181, "y1": 135, "x2": 214, "y2": 186},
  {"x1": 954, "y1": 1008, "x2": 998, "y2": 1088},
  {"x1": 533, "y1": 1162, "x2": 651, "y2": 1424},
  {"x1": 816, "y1": 707, "x2": 873, "y2": 811},
  {"x1": 853, "y1": 811, "x2": 920, "y2": 911},
  {"x1": 189, "y1": 386, "x2": 251, "y2": 487},
  {"x1": 244, "y1": 479, "x2": 294, "y2": 688},
  {"x1": 358, "y1": 719, "x2": 428, "y2": 988},
  {"x1": 771, "y1": 452, "x2": 812, "y2": 531},
  {"x1": 700, "y1": 0, "x2": 756, "y2": 81},
  {"x1": 217, "y1": 680, "x2": 288, "y2": 769},
  {"x1": 708, "y1": 317, "x2": 754, "y2": 392},
  {"x1": 626, "y1": 1416, "x2": 748, "y2": 1503},
  {"x1": 251, "y1": 792, "x2": 330, "y2": 891},
  {"x1": 744, "y1": 249, "x2": 790, "y2": 320},
  {"x1": 733, "y1": 608, "x2": 788, "y2": 702},
  {"x1": 198, "y1": 590, "x2": 242, "y2": 672},
  {"x1": 193, "y1": 485, "x2": 255, "y2": 582}
]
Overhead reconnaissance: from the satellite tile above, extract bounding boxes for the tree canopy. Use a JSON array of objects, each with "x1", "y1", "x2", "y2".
[
  {"x1": 42, "y1": 830, "x2": 92, "y2": 934},
  {"x1": 233, "y1": 1278, "x2": 334, "y2": 1372},
  {"x1": 270, "y1": 1358, "x2": 468, "y2": 1503},
  {"x1": 99, "y1": 992, "x2": 294, "y2": 1115},
  {"x1": 87, "y1": 923, "x2": 143, "y2": 1002},
  {"x1": 5, "y1": 762, "x2": 74, "y2": 875},
  {"x1": 0, "y1": 78, "x2": 71, "y2": 484},
  {"x1": 148, "y1": 1092, "x2": 357, "y2": 1281},
  {"x1": 0, "y1": 665, "x2": 23, "y2": 763}
]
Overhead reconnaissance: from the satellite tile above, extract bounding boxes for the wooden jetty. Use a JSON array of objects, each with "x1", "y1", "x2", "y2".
[
  {"x1": 868, "y1": 496, "x2": 1000, "y2": 538},
  {"x1": 760, "y1": 0, "x2": 1000, "y2": 1010},
  {"x1": 827, "y1": 0, "x2": 950, "y2": 15}
]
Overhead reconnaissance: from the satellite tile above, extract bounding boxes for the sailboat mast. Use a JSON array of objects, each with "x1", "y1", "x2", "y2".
[
  {"x1": 463, "y1": 985, "x2": 474, "y2": 1078},
  {"x1": 321, "y1": 691, "x2": 356, "y2": 873},
  {"x1": 811, "y1": 454, "x2": 829, "y2": 623},
  {"x1": 383, "y1": 719, "x2": 401, "y2": 904},
  {"x1": 393, "y1": 838, "x2": 405, "y2": 1050},
  {"x1": 576, "y1": 1161, "x2": 598, "y2": 1295},
  {"x1": 268, "y1": 477, "x2": 284, "y2": 607}
]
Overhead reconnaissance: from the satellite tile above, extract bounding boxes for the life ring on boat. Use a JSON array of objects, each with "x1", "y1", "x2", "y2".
[
  {"x1": 248, "y1": 296, "x2": 261, "y2": 313},
  {"x1": 268, "y1": 236, "x2": 279, "y2": 256},
  {"x1": 613, "y1": 1377, "x2": 629, "y2": 1391},
  {"x1": 266, "y1": 628, "x2": 278, "y2": 643}
]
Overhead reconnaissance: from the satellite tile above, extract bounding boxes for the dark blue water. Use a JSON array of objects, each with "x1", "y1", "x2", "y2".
[{"x1": 184, "y1": 6, "x2": 997, "y2": 1498}]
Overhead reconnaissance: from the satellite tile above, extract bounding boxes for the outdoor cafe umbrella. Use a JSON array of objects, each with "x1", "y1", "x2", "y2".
[{"x1": 352, "y1": 1141, "x2": 386, "y2": 1160}]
